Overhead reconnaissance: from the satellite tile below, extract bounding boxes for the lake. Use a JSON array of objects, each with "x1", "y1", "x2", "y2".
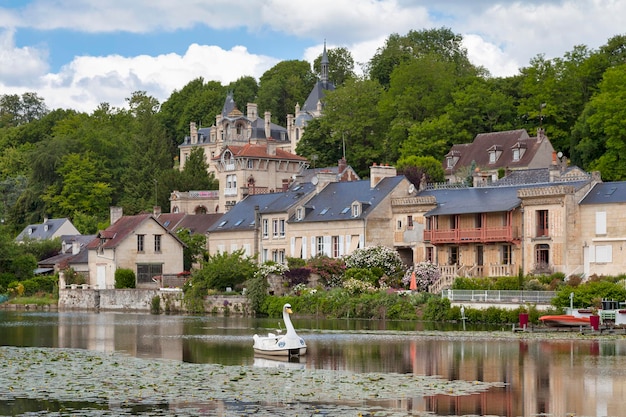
[{"x1": 1, "y1": 310, "x2": 625, "y2": 416}]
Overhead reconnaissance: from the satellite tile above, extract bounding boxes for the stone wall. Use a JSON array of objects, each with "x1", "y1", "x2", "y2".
[{"x1": 58, "y1": 288, "x2": 248, "y2": 314}]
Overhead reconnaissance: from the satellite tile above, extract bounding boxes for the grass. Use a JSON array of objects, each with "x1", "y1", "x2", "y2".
[{"x1": 8, "y1": 294, "x2": 58, "y2": 305}]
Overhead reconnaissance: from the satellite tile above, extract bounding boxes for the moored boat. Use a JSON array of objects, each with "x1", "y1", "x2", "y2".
[{"x1": 539, "y1": 314, "x2": 591, "y2": 327}]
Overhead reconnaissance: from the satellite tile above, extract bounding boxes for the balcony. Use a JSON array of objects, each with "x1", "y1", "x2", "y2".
[{"x1": 424, "y1": 226, "x2": 519, "y2": 244}]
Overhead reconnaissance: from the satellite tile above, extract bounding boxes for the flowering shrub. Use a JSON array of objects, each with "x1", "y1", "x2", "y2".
[
  {"x1": 342, "y1": 278, "x2": 378, "y2": 295},
  {"x1": 344, "y1": 245, "x2": 404, "y2": 285},
  {"x1": 284, "y1": 267, "x2": 310, "y2": 287},
  {"x1": 402, "y1": 261, "x2": 441, "y2": 292},
  {"x1": 306, "y1": 255, "x2": 346, "y2": 287},
  {"x1": 254, "y1": 261, "x2": 288, "y2": 279}
]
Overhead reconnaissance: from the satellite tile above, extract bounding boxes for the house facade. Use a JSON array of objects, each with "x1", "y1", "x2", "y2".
[
  {"x1": 86, "y1": 209, "x2": 184, "y2": 289},
  {"x1": 391, "y1": 159, "x2": 600, "y2": 291},
  {"x1": 578, "y1": 181, "x2": 626, "y2": 277}
]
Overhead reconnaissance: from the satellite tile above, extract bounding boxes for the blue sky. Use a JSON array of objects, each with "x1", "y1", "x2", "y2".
[{"x1": 1, "y1": 1, "x2": 624, "y2": 113}]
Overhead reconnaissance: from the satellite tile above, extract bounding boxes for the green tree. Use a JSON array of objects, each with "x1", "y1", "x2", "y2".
[
  {"x1": 42, "y1": 152, "x2": 113, "y2": 219},
  {"x1": 396, "y1": 155, "x2": 445, "y2": 184},
  {"x1": 227, "y1": 76, "x2": 259, "y2": 111},
  {"x1": 313, "y1": 46, "x2": 355, "y2": 86},
  {"x1": 577, "y1": 65, "x2": 626, "y2": 180},
  {"x1": 176, "y1": 228, "x2": 207, "y2": 271},
  {"x1": 257, "y1": 60, "x2": 316, "y2": 125},
  {"x1": 188, "y1": 249, "x2": 257, "y2": 293},
  {"x1": 179, "y1": 147, "x2": 217, "y2": 191}
]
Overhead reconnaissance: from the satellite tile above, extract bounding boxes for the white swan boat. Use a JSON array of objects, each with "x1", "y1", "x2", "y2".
[{"x1": 253, "y1": 303, "x2": 307, "y2": 356}]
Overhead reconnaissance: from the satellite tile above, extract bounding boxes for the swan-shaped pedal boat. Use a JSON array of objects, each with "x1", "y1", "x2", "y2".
[{"x1": 253, "y1": 303, "x2": 307, "y2": 356}]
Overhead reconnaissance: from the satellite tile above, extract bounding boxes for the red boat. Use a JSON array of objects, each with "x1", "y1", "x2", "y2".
[{"x1": 539, "y1": 315, "x2": 591, "y2": 327}]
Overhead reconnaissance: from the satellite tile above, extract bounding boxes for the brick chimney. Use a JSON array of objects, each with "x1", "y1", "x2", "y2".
[
  {"x1": 153, "y1": 206, "x2": 162, "y2": 217},
  {"x1": 370, "y1": 163, "x2": 397, "y2": 188}
]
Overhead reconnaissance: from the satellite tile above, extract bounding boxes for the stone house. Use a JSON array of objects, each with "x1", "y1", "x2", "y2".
[
  {"x1": 578, "y1": 181, "x2": 626, "y2": 277},
  {"x1": 86, "y1": 208, "x2": 185, "y2": 289},
  {"x1": 15, "y1": 217, "x2": 80, "y2": 242},
  {"x1": 444, "y1": 128, "x2": 555, "y2": 184}
]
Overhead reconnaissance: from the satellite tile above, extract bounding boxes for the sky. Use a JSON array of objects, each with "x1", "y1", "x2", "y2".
[{"x1": 1, "y1": 0, "x2": 624, "y2": 113}]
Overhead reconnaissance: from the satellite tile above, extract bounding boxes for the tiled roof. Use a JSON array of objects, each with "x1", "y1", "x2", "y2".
[
  {"x1": 580, "y1": 181, "x2": 626, "y2": 204},
  {"x1": 215, "y1": 143, "x2": 307, "y2": 161},
  {"x1": 87, "y1": 214, "x2": 160, "y2": 249},
  {"x1": 445, "y1": 129, "x2": 552, "y2": 173},
  {"x1": 158, "y1": 213, "x2": 222, "y2": 234}
]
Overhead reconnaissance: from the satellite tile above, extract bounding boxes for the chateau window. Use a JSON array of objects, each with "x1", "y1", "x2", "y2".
[
  {"x1": 489, "y1": 151, "x2": 497, "y2": 163},
  {"x1": 262, "y1": 219, "x2": 268, "y2": 239},
  {"x1": 426, "y1": 246, "x2": 434, "y2": 263},
  {"x1": 595, "y1": 211, "x2": 606, "y2": 235},
  {"x1": 137, "y1": 234, "x2": 145, "y2": 252}
]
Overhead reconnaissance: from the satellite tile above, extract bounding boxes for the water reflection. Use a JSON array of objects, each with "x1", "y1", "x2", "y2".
[{"x1": 2, "y1": 310, "x2": 626, "y2": 416}]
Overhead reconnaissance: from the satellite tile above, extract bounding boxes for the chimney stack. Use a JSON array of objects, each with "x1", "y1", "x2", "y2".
[
  {"x1": 370, "y1": 163, "x2": 397, "y2": 188},
  {"x1": 110, "y1": 206, "x2": 123, "y2": 225}
]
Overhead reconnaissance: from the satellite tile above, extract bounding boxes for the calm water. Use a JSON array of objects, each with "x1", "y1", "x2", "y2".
[{"x1": 1, "y1": 310, "x2": 626, "y2": 416}]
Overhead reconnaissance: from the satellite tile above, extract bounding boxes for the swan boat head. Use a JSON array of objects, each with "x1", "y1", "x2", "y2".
[{"x1": 253, "y1": 303, "x2": 307, "y2": 356}]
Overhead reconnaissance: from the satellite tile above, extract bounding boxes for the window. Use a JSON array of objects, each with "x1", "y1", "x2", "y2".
[
  {"x1": 426, "y1": 247, "x2": 434, "y2": 263},
  {"x1": 137, "y1": 235, "x2": 145, "y2": 252},
  {"x1": 446, "y1": 157, "x2": 455, "y2": 169},
  {"x1": 489, "y1": 151, "x2": 497, "y2": 163},
  {"x1": 296, "y1": 207, "x2": 303, "y2": 221},
  {"x1": 407, "y1": 215, "x2": 414, "y2": 229},
  {"x1": 316, "y1": 236, "x2": 324, "y2": 256},
  {"x1": 136, "y1": 263, "x2": 162, "y2": 284},
  {"x1": 154, "y1": 235, "x2": 161, "y2": 253},
  {"x1": 332, "y1": 236, "x2": 340, "y2": 257},
  {"x1": 595, "y1": 245, "x2": 612, "y2": 263},
  {"x1": 397, "y1": 220, "x2": 402, "y2": 230},
  {"x1": 475, "y1": 213, "x2": 482, "y2": 228},
  {"x1": 449, "y1": 246, "x2": 459, "y2": 265},
  {"x1": 262, "y1": 219, "x2": 269, "y2": 239},
  {"x1": 272, "y1": 250, "x2": 286, "y2": 264},
  {"x1": 225, "y1": 174, "x2": 237, "y2": 196},
  {"x1": 247, "y1": 160, "x2": 254, "y2": 169},
  {"x1": 502, "y1": 245, "x2": 512, "y2": 265},
  {"x1": 535, "y1": 244, "x2": 550, "y2": 270},
  {"x1": 272, "y1": 219, "x2": 279, "y2": 238},
  {"x1": 279, "y1": 219, "x2": 285, "y2": 237},
  {"x1": 351, "y1": 203, "x2": 360, "y2": 217},
  {"x1": 536, "y1": 210, "x2": 549, "y2": 237},
  {"x1": 595, "y1": 211, "x2": 607, "y2": 235}
]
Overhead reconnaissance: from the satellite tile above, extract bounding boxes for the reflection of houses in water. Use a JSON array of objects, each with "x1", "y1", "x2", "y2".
[
  {"x1": 400, "y1": 338, "x2": 626, "y2": 416},
  {"x1": 57, "y1": 313, "x2": 184, "y2": 361}
]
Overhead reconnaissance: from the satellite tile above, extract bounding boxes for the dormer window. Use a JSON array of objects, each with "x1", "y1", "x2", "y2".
[
  {"x1": 487, "y1": 145, "x2": 502, "y2": 164},
  {"x1": 511, "y1": 143, "x2": 526, "y2": 162},
  {"x1": 351, "y1": 202, "x2": 361, "y2": 218},
  {"x1": 512, "y1": 148, "x2": 520, "y2": 161},
  {"x1": 296, "y1": 207, "x2": 303, "y2": 221},
  {"x1": 446, "y1": 156, "x2": 455, "y2": 169}
]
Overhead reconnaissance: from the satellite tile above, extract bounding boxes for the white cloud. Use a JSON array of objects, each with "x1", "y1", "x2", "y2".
[
  {"x1": 33, "y1": 44, "x2": 279, "y2": 112},
  {"x1": 0, "y1": 30, "x2": 49, "y2": 85}
]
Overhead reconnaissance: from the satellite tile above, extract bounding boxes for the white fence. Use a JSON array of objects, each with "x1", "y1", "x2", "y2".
[{"x1": 441, "y1": 289, "x2": 556, "y2": 305}]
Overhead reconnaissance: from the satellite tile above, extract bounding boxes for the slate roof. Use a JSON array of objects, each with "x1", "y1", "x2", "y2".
[
  {"x1": 580, "y1": 181, "x2": 626, "y2": 205},
  {"x1": 209, "y1": 182, "x2": 317, "y2": 233},
  {"x1": 15, "y1": 218, "x2": 77, "y2": 241},
  {"x1": 445, "y1": 129, "x2": 553, "y2": 174},
  {"x1": 491, "y1": 166, "x2": 590, "y2": 186},
  {"x1": 157, "y1": 213, "x2": 222, "y2": 234},
  {"x1": 421, "y1": 179, "x2": 591, "y2": 217},
  {"x1": 295, "y1": 176, "x2": 405, "y2": 223},
  {"x1": 38, "y1": 234, "x2": 96, "y2": 269}
]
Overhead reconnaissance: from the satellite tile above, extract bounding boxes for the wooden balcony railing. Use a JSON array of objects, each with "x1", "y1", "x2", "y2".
[{"x1": 424, "y1": 226, "x2": 518, "y2": 244}]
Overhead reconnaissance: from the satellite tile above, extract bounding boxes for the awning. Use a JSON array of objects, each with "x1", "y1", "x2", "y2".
[{"x1": 34, "y1": 267, "x2": 54, "y2": 275}]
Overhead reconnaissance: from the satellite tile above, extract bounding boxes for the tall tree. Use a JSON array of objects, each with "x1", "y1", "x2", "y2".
[
  {"x1": 313, "y1": 46, "x2": 355, "y2": 86},
  {"x1": 257, "y1": 60, "x2": 316, "y2": 125}
]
